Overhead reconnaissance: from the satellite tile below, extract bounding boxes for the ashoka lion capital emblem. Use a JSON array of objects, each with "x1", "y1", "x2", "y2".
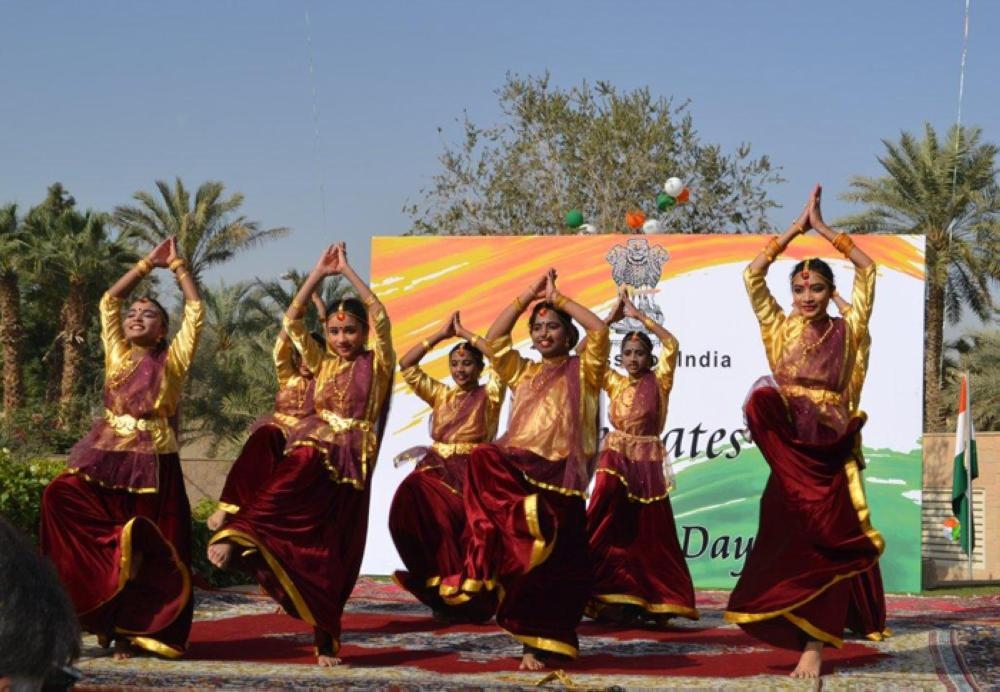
[{"x1": 605, "y1": 237, "x2": 669, "y2": 334}]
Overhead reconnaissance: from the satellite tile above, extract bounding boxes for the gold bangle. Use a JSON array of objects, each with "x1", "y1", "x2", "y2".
[
  {"x1": 135, "y1": 258, "x2": 153, "y2": 275},
  {"x1": 832, "y1": 232, "x2": 855, "y2": 256},
  {"x1": 512, "y1": 296, "x2": 525, "y2": 313},
  {"x1": 641, "y1": 315, "x2": 656, "y2": 330},
  {"x1": 290, "y1": 299, "x2": 306, "y2": 313},
  {"x1": 175, "y1": 269, "x2": 190, "y2": 283},
  {"x1": 421, "y1": 338, "x2": 432, "y2": 351},
  {"x1": 168, "y1": 258, "x2": 187, "y2": 272},
  {"x1": 762, "y1": 237, "x2": 781, "y2": 262},
  {"x1": 363, "y1": 294, "x2": 377, "y2": 307},
  {"x1": 552, "y1": 292, "x2": 569, "y2": 310}
]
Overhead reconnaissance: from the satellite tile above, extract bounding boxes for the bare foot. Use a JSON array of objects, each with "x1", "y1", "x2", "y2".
[
  {"x1": 206, "y1": 509, "x2": 228, "y2": 531},
  {"x1": 207, "y1": 542, "x2": 234, "y2": 569},
  {"x1": 317, "y1": 654, "x2": 342, "y2": 667},
  {"x1": 519, "y1": 651, "x2": 545, "y2": 671},
  {"x1": 791, "y1": 640, "x2": 823, "y2": 678},
  {"x1": 113, "y1": 639, "x2": 135, "y2": 661}
]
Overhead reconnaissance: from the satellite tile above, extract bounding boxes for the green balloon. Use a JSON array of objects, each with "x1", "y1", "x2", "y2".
[
  {"x1": 564, "y1": 209, "x2": 584, "y2": 228},
  {"x1": 657, "y1": 193, "x2": 676, "y2": 211}
]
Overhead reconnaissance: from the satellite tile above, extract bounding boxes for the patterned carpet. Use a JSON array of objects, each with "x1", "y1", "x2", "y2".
[{"x1": 74, "y1": 579, "x2": 1000, "y2": 690}]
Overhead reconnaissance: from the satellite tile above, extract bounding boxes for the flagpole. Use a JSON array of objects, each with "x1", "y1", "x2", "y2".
[{"x1": 966, "y1": 371, "x2": 973, "y2": 582}]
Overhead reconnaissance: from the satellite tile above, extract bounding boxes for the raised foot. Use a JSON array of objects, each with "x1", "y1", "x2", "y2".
[
  {"x1": 207, "y1": 542, "x2": 234, "y2": 569},
  {"x1": 791, "y1": 640, "x2": 823, "y2": 679},
  {"x1": 317, "y1": 654, "x2": 342, "y2": 667}
]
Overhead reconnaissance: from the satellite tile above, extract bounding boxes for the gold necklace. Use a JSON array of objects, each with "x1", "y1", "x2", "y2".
[
  {"x1": 332, "y1": 358, "x2": 358, "y2": 413},
  {"x1": 107, "y1": 350, "x2": 144, "y2": 390},
  {"x1": 792, "y1": 317, "x2": 835, "y2": 370}
]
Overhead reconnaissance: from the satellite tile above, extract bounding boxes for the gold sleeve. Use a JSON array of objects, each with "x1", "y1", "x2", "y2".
[
  {"x1": 844, "y1": 263, "x2": 876, "y2": 338},
  {"x1": 400, "y1": 364, "x2": 446, "y2": 407},
  {"x1": 273, "y1": 332, "x2": 296, "y2": 388},
  {"x1": 487, "y1": 334, "x2": 530, "y2": 387},
  {"x1": 159, "y1": 299, "x2": 204, "y2": 411},
  {"x1": 367, "y1": 296, "x2": 396, "y2": 388},
  {"x1": 284, "y1": 315, "x2": 326, "y2": 377},
  {"x1": 100, "y1": 292, "x2": 130, "y2": 373},
  {"x1": 655, "y1": 331, "x2": 679, "y2": 395},
  {"x1": 484, "y1": 369, "x2": 507, "y2": 439},
  {"x1": 579, "y1": 326, "x2": 611, "y2": 391},
  {"x1": 603, "y1": 367, "x2": 623, "y2": 395},
  {"x1": 744, "y1": 265, "x2": 786, "y2": 369}
]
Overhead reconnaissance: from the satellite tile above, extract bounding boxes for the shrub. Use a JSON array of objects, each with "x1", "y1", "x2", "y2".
[{"x1": 0, "y1": 450, "x2": 64, "y2": 542}]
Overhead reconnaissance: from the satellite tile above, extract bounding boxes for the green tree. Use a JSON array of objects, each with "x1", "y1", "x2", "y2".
[
  {"x1": 943, "y1": 330, "x2": 1000, "y2": 431},
  {"x1": 22, "y1": 204, "x2": 138, "y2": 419},
  {"x1": 837, "y1": 124, "x2": 1000, "y2": 432},
  {"x1": 405, "y1": 73, "x2": 783, "y2": 236},
  {"x1": 113, "y1": 178, "x2": 289, "y2": 284},
  {"x1": 0, "y1": 204, "x2": 27, "y2": 413}
]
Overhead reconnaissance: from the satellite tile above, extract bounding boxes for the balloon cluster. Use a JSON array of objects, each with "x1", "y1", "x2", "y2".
[
  {"x1": 657, "y1": 177, "x2": 691, "y2": 210},
  {"x1": 563, "y1": 175, "x2": 692, "y2": 234}
]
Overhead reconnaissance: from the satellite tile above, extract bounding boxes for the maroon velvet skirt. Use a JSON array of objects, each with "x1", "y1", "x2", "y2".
[
  {"x1": 39, "y1": 454, "x2": 193, "y2": 658},
  {"x1": 209, "y1": 444, "x2": 371, "y2": 656},
  {"x1": 724, "y1": 386, "x2": 887, "y2": 650},
  {"x1": 217, "y1": 424, "x2": 287, "y2": 511},
  {"x1": 440, "y1": 444, "x2": 590, "y2": 658},
  {"x1": 388, "y1": 452, "x2": 496, "y2": 621},
  {"x1": 586, "y1": 454, "x2": 698, "y2": 620}
]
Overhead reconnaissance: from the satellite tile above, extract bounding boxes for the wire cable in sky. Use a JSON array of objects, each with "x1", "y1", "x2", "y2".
[{"x1": 303, "y1": 2, "x2": 328, "y2": 229}]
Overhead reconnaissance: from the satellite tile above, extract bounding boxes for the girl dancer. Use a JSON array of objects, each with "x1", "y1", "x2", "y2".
[
  {"x1": 206, "y1": 294, "x2": 325, "y2": 532},
  {"x1": 441, "y1": 270, "x2": 609, "y2": 670},
  {"x1": 40, "y1": 237, "x2": 202, "y2": 659},
  {"x1": 389, "y1": 312, "x2": 504, "y2": 621},
  {"x1": 724, "y1": 185, "x2": 887, "y2": 679},
  {"x1": 587, "y1": 289, "x2": 698, "y2": 625},
  {"x1": 208, "y1": 242, "x2": 394, "y2": 666}
]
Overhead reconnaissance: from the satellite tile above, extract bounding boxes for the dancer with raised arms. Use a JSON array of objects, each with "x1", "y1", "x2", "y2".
[
  {"x1": 40, "y1": 237, "x2": 203, "y2": 660},
  {"x1": 208, "y1": 242, "x2": 395, "y2": 667},
  {"x1": 724, "y1": 185, "x2": 887, "y2": 679},
  {"x1": 389, "y1": 311, "x2": 504, "y2": 621},
  {"x1": 587, "y1": 288, "x2": 698, "y2": 626},
  {"x1": 440, "y1": 269, "x2": 609, "y2": 671}
]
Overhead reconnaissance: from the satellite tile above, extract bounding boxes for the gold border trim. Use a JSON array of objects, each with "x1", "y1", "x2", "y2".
[
  {"x1": 210, "y1": 528, "x2": 316, "y2": 626},
  {"x1": 592, "y1": 593, "x2": 699, "y2": 619},
  {"x1": 217, "y1": 501, "x2": 240, "y2": 514},
  {"x1": 783, "y1": 611, "x2": 843, "y2": 648},
  {"x1": 65, "y1": 467, "x2": 158, "y2": 494},
  {"x1": 524, "y1": 494, "x2": 557, "y2": 570},
  {"x1": 520, "y1": 471, "x2": 588, "y2": 499},
  {"x1": 502, "y1": 628, "x2": 578, "y2": 659},
  {"x1": 594, "y1": 467, "x2": 671, "y2": 503},
  {"x1": 130, "y1": 636, "x2": 184, "y2": 659}
]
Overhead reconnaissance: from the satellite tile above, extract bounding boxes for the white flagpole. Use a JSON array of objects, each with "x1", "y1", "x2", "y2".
[{"x1": 966, "y1": 371, "x2": 974, "y2": 582}]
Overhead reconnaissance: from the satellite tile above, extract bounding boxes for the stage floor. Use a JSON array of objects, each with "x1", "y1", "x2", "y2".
[{"x1": 74, "y1": 578, "x2": 1000, "y2": 690}]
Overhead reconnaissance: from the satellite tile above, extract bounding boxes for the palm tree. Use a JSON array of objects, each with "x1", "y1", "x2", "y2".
[
  {"x1": 0, "y1": 204, "x2": 26, "y2": 413},
  {"x1": 837, "y1": 124, "x2": 1000, "y2": 432},
  {"x1": 23, "y1": 208, "x2": 138, "y2": 419},
  {"x1": 113, "y1": 178, "x2": 289, "y2": 284}
]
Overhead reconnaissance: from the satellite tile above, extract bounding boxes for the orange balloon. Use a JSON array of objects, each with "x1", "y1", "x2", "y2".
[
  {"x1": 677, "y1": 188, "x2": 691, "y2": 203},
  {"x1": 625, "y1": 210, "x2": 646, "y2": 229}
]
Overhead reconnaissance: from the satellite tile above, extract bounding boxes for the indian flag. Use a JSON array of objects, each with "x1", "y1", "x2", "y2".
[{"x1": 951, "y1": 373, "x2": 979, "y2": 555}]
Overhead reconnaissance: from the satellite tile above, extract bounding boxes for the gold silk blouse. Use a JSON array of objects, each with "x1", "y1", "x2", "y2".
[
  {"x1": 282, "y1": 294, "x2": 395, "y2": 432},
  {"x1": 488, "y1": 327, "x2": 610, "y2": 463},
  {"x1": 744, "y1": 262, "x2": 876, "y2": 417},
  {"x1": 101, "y1": 292, "x2": 204, "y2": 453},
  {"x1": 605, "y1": 332, "x2": 679, "y2": 437},
  {"x1": 400, "y1": 365, "x2": 505, "y2": 446}
]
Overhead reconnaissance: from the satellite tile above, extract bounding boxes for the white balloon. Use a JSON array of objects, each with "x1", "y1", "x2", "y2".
[
  {"x1": 664, "y1": 177, "x2": 684, "y2": 197},
  {"x1": 641, "y1": 219, "x2": 661, "y2": 234},
  {"x1": 578, "y1": 223, "x2": 598, "y2": 234}
]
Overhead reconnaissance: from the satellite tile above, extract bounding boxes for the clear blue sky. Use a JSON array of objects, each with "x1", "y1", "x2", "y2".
[{"x1": 3, "y1": 1, "x2": 997, "y2": 299}]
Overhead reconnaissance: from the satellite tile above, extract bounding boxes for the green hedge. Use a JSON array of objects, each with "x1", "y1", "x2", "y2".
[{"x1": 0, "y1": 449, "x2": 251, "y2": 588}]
